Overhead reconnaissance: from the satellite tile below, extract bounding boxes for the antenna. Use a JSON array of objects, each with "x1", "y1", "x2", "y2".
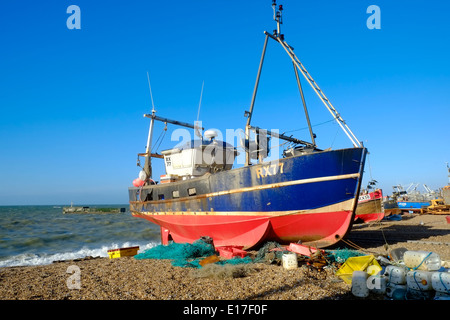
[
  {"x1": 195, "y1": 81, "x2": 204, "y2": 138},
  {"x1": 272, "y1": 0, "x2": 283, "y2": 36},
  {"x1": 197, "y1": 80, "x2": 204, "y2": 121},
  {"x1": 147, "y1": 71, "x2": 155, "y2": 112}
]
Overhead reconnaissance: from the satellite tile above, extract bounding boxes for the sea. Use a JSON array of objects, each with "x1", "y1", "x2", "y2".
[{"x1": 0, "y1": 205, "x2": 161, "y2": 268}]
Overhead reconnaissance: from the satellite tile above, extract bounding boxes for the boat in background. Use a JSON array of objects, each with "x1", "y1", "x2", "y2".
[
  {"x1": 128, "y1": 2, "x2": 367, "y2": 249},
  {"x1": 393, "y1": 184, "x2": 438, "y2": 212},
  {"x1": 443, "y1": 186, "x2": 450, "y2": 206},
  {"x1": 444, "y1": 164, "x2": 450, "y2": 205},
  {"x1": 62, "y1": 205, "x2": 126, "y2": 214},
  {"x1": 382, "y1": 197, "x2": 402, "y2": 216},
  {"x1": 355, "y1": 188, "x2": 384, "y2": 223}
]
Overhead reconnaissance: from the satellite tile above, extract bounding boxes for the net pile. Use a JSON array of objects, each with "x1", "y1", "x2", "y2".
[
  {"x1": 134, "y1": 239, "x2": 365, "y2": 268},
  {"x1": 325, "y1": 248, "x2": 366, "y2": 264},
  {"x1": 134, "y1": 239, "x2": 252, "y2": 268},
  {"x1": 253, "y1": 241, "x2": 290, "y2": 263}
]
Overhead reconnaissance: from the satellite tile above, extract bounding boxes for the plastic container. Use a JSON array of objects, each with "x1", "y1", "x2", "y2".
[
  {"x1": 406, "y1": 270, "x2": 434, "y2": 291},
  {"x1": 389, "y1": 247, "x2": 407, "y2": 262},
  {"x1": 406, "y1": 288, "x2": 435, "y2": 300},
  {"x1": 199, "y1": 254, "x2": 220, "y2": 266},
  {"x1": 107, "y1": 246, "x2": 140, "y2": 259},
  {"x1": 287, "y1": 243, "x2": 321, "y2": 257},
  {"x1": 351, "y1": 271, "x2": 369, "y2": 298},
  {"x1": 366, "y1": 263, "x2": 382, "y2": 276},
  {"x1": 434, "y1": 291, "x2": 450, "y2": 300},
  {"x1": 335, "y1": 255, "x2": 382, "y2": 284},
  {"x1": 386, "y1": 283, "x2": 407, "y2": 298},
  {"x1": 384, "y1": 265, "x2": 407, "y2": 284},
  {"x1": 431, "y1": 271, "x2": 450, "y2": 293},
  {"x1": 282, "y1": 253, "x2": 298, "y2": 270},
  {"x1": 216, "y1": 246, "x2": 247, "y2": 259},
  {"x1": 392, "y1": 288, "x2": 407, "y2": 300},
  {"x1": 403, "y1": 250, "x2": 441, "y2": 271},
  {"x1": 376, "y1": 256, "x2": 391, "y2": 266}
]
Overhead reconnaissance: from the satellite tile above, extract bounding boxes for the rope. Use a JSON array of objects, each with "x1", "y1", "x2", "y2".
[
  {"x1": 370, "y1": 218, "x2": 390, "y2": 252},
  {"x1": 412, "y1": 252, "x2": 432, "y2": 271},
  {"x1": 364, "y1": 153, "x2": 391, "y2": 251},
  {"x1": 340, "y1": 238, "x2": 383, "y2": 256},
  {"x1": 413, "y1": 271, "x2": 423, "y2": 292},
  {"x1": 269, "y1": 140, "x2": 289, "y2": 150},
  {"x1": 330, "y1": 124, "x2": 340, "y2": 149}
]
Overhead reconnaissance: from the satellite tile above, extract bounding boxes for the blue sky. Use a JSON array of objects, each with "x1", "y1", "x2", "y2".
[{"x1": 0, "y1": 0, "x2": 449, "y2": 205}]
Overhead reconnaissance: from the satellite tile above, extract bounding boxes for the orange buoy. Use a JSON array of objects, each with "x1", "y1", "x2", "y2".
[{"x1": 133, "y1": 178, "x2": 145, "y2": 187}]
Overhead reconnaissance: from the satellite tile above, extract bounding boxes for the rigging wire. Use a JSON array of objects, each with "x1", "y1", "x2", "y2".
[
  {"x1": 346, "y1": 152, "x2": 390, "y2": 255},
  {"x1": 329, "y1": 124, "x2": 340, "y2": 149},
  {"x1": 151, "y1": 122, "x2": 167, "y2": 153},
  {"x1": 283, "y1": 118, "x2": 335, "y2": 134},
  {"x1": 340, "y1": 238, "x2": 384, "y2": 256},
  {"x1": 366, "y1": 153, "x2": 390, "y2": 251}
]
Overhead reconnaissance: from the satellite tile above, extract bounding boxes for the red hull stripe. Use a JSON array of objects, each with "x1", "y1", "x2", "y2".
[{"x1": 132, "y1": 199, "x2": 355, "y2": 248}]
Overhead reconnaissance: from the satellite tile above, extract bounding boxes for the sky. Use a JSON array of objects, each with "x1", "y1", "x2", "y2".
[{"x1": 0, "y1": 0, "x2": 449, "y2": 205}]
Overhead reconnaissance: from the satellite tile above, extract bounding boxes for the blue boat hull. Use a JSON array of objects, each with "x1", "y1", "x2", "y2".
[
  {"x1": 130, "y1": 147, "x2": 367, "y2": 248},
  {"x1": 397, "y1": 201, "x2": 430, "y2": 211}
]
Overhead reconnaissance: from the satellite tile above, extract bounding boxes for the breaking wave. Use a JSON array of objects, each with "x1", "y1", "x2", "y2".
[{"x1": 0, "y1": 241, "x2": 157, "y2": 268}]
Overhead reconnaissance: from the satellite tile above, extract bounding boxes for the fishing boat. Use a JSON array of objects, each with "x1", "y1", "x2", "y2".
[
  {"x1": 355, "y1": 188, "x2": 384, "y2": 223},
  {"x1": 444, "y1": 186, "x2": 450, "y2": 206},
  {"x1": 392, "y1": 184, "x2": 438, "y2": 212},
  {"x1": 62, "y1": 205, "x2": 126, "y2": 214},
  {"x1": 397, "y1": 200, "x2": 431, "y2": 212},
  {"x1": 128, "y1": 2, "x2": 367, "y2": 249},
  {"x1": 444, "y1": 164, "x2": 450, "y2": 205}
]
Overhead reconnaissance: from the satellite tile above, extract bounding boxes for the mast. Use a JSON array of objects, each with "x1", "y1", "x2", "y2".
[
  {"x1": 245, "y1": 34, "x2": 269, "y2": 166},
  {"x1": 268, "y1": 1, "x2": 361, "y2": 147},
  {"x1": 143, "y1": 72, "x2": 156, "y2": 180},
  {"x1": 293, "y1": 62, "x2": 315, "y2": 146},
  {"x1": 140, "y1": 72, "x2": 206, "y2": 183},
  {"x1": 244, "y1": 1, "x2": 362, "y2": 165},
  {"x1": 143, "y1": 109, "x2": 156, "y2": 180},
  {"x1": 141, "y1": 111, "x2": 205, "y2": 182}
]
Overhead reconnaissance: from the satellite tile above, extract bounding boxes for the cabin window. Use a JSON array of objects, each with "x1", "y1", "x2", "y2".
[
  {"x1": 188, "y1": 188, "x2": 197, "y2": 196},
  {"x1": 158, "y1": 194, "x2": 165, "y2": 200},
  {"x1": 172, "y1": 190, "x2": 180, "y2": 198}
]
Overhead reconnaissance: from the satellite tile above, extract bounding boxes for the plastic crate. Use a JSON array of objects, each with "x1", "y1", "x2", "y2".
[
  {"x1": 335, "y1": 255, "x2": 382, "y2": 284},
  {"x1": 107, "y1": 246, "x2": 140, "y2": 259},
  {"x1": 287, "y1": 243, "x2": 323, "y2": 257},
  {"x1": 216, "y1": 246, "x2": 247, "y2": 259}
]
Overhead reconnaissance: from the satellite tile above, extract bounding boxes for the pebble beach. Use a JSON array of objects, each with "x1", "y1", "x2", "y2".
[{"x1": 1, "y1": 214, "x2": 449, "y2": 301}]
